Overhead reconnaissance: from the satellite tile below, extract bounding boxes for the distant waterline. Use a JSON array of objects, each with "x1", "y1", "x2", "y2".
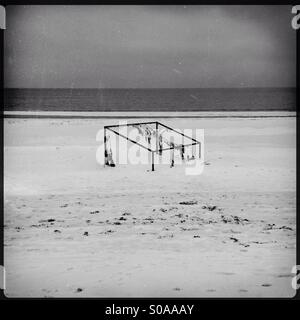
[{"x1": 4, "y1": 88, "x2": 296, "y2": 112}]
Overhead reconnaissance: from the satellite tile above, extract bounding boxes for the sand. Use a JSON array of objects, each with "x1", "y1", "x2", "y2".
[{"x1": 3, "y1": 115, "x2": 296, "y2": 297}]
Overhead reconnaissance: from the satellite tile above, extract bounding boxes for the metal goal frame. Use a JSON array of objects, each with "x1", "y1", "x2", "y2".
[{"x1": 104, "y1": 121, "x2": 201, "y2": 171}]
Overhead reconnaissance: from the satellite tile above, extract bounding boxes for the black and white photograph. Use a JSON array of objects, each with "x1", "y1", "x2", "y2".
[{"x1": 1, "y1": 4, "x2": 298, "y2": 299}]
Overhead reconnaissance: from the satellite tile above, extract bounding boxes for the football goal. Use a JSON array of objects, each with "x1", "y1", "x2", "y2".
[{"x1": 104, "y1": 121, "x2": 201, "y2": 171}]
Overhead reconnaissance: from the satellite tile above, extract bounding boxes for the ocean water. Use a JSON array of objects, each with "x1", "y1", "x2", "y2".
[{"x1": 4, "y1": 88, "x2": 296, "y2": 112}]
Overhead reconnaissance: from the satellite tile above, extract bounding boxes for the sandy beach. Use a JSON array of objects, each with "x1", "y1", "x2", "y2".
[{"x1": 3, "y1": 114, "x2": 296, "y2": 297}]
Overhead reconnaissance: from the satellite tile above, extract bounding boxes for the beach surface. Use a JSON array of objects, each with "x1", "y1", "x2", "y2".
[{"x1": 3, "y1": 114, "x2": 296, "y2": 297}]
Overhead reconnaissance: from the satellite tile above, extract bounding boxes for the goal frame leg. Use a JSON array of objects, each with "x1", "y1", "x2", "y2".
[{"x1": 152, "y1": 151, "x2": 155, "y2": 171}]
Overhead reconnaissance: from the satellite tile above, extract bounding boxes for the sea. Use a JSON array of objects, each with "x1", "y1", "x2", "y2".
[{"x1": 4, "y1": 88, "x2": 296, "y2": 112}]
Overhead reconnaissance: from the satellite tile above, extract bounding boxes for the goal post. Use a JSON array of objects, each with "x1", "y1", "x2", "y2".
[{"x1": 103, "y1": 121, "x2": 201, "y2": 171}]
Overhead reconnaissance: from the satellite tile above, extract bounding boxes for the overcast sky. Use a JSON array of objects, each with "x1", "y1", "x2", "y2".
[{"x1": 4, "y1": 5, "x2": 296, "y2": 88}]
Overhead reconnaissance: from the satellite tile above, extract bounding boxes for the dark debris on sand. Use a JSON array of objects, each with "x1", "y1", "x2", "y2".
[
  {"x1": 202, "y1": 204, "x2": 220, "y2": 211},
  {"x1": 229, "y1": 237, "x2": 239, "y2": 242},
  {"x1": 179, "y1": 201, "x2": 198, "y2": 205},
  {"x1": 90, "y1": 210, "x2": 100, "y2": 214},
  {"x1": 229, "y1": 237, "x2": 250, "y2": 248},
  {"x1": 221, "y1": 215, "x2": 249, "y2": 225},
  {"x1": 264, "y1": 224, "x2": 293, "y2": 231},
  {"x1": 173, "y1": 287, "x2": 181, "y2": 291},
  {"x1": 39, "y1": 218, "x2": 56, "y2": 223}
]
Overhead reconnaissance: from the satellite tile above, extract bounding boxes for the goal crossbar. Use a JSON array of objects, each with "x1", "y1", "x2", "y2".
[{"x1": 106, "y1": 127, "x2": 153, "y2": 152}]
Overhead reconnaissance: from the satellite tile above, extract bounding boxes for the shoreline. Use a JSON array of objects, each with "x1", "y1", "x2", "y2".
[{"x1": 3, "y1": 111, "x2": 296, "y2": 119}]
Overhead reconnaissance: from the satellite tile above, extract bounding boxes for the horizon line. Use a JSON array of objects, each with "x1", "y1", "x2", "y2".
[{"x1": 4, "y1": 86, "x2": 297, "y2": 90}]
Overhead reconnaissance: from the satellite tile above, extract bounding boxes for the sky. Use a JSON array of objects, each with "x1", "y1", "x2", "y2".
[{"x1": 4, "y1": 5, "x2": 296, "y2": 88}]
